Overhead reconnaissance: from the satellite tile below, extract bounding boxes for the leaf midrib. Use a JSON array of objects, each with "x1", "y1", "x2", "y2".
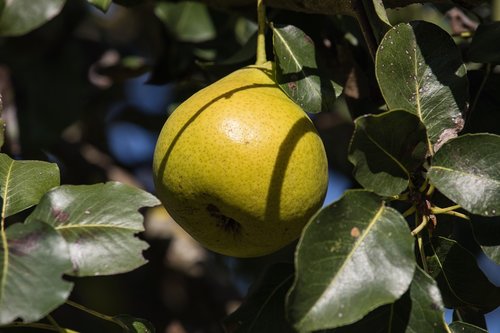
[
  {"x1": 0, "y1": 159, "x2": 14, "y2": 302},
  {"x1": 430, "y1": 166, "x2": 500, "y2": 186},
  {"x1": 296, "y1": 203, "x2": 386, "y2": 329}
]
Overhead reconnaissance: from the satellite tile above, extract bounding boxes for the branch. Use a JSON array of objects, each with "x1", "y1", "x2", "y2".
[{"x1": 199, "y1": 0, "x2": 485, "y2": 16}]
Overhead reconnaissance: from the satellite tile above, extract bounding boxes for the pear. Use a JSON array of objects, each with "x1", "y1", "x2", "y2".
[{"x1": 153, "y1": 62, "x2": 328, "y2": 257}]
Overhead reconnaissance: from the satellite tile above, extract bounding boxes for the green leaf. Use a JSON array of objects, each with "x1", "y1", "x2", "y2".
[
  {"x1": 468, "y1": 22, "x2": 500, "y2": 64},
  {"x1": 154, "y1": 1, "x2": 216, "y2": 43},
  {"x1": 449, "y1": 321, "x2": 488, "y2": 333},
  {"x1": 224, "y1": 263, "x2": 295, "y2": 333},
  {"x1": 375, "y1": 21, "x2": 468, "y2": 153},
  {"x1": 113, "y1": 315, "x2": 156, "y2": 333},
  {"x1": 0, "y1": 221, "x2": 73, "y2": 324},
  {"x1": 272, "y1": 24, "x2": 342, "y2": 114},
  {"x1": 348, "y1": 109, "x2": 428, "y2": 196},
  {"x1": 0, "y1": 0, "x2": 66, "y2": 37},
  {"x1": 329, "y1": 267, "x2": 447, "y2": 333},
  {"x1": 286, "y1": 190, "x2": 415, "y2": 332},
  {"x1": 362, "y1": 0, "x2": 392, "y2": 43},
  {"x1": 87, "y1": 0, "x2": 112, "y2": 12},
  {"x1": 0, "y1": 153, "x2": 60, "y2": 218},
  {"x1": 26, "y1": 182, "x2": 160, "y2": 277},
  {"x1": 428, "y1": 237, "x2": 500, "y2": 312},
  {"x1": 428, "y1": 134, "x2": 500, "y2": 217},
  {"x1": 470, "y1": 215, "x2": 500, "y2": 264}
]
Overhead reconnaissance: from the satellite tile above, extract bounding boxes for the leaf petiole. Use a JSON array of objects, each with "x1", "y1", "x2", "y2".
[
  {"x1": 0, "y1": 322, "x2": 78, "y2": 332},
  {"x1": 65, "y1": 300, "x2": 128, "y2": 331},
  {"x1": 430, "y1": 205, "x2": 470, "y2": 220},
  {"x1": 256, "y1": 0, "x2": 267, "y2": 65}
]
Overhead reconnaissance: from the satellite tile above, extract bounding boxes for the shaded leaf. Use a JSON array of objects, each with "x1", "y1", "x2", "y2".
[
  {"x1": 286, "y1": 190, "x2": 415, "y2": 331},
  {"x1": 272, "y1": 24, "x2": 342, "y2": 114},
  {"x1": 468, "y1": 22, "x2": 500, "y2": 64},
  {"x1": 470, "y1": 215, "x2": 500, "y2": 264},
  {"x1": 362, "y1": 0, "x2": 392, "y2": 43},
  {"x1": 328, "y1": 267, "x2": 447, "y2": 333},
  {"x1": 114, "y1": 315, "x2": 155, "y2": 333},
  {"x1": 87, "y1": 0, "x2": 111, "y2": 12},
  {"x1": 376, "y1": 21, "x2": 468, "y2": 153},
  {"x1": 0, "y1": 0, "x2": 66, "y2": 36},
  {"x1": 428, "y1": 134, "x2": 500, "y2": 217},
  {"x1": 428, "y1": 237, "x2": 500, "y2": 312},
  {"x1": 26, "y1": 182, "x2": 160, "y2": 276},
  {"x1": 155, "y1": 1, "x2": 216, "y2": 43},
  {"x1": 348, "y1": 109, "x2": 428, "y2": 196},
  {"x1": 0, "y1": 221, "x2": 73, "y2": 324},
  {"x1": 449, "y1": 321, "x2": 488, "y2": 333},
  {"x1": 224, "y1": 263, "x2": 295, "y2": 333},
  {"x1": 0, "y1": 153, "x2": 60, "y2": 218}
]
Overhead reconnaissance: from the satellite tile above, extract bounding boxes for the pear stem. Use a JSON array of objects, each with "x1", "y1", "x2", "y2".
[{"x1": 256, "y1": 0, "x2": 267, "y2": 65}]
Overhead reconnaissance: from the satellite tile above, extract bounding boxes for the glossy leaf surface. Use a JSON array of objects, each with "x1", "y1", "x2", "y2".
[
  {"x1": 0, "y1": 0, "x2": 65, "y2": 36},
  {"x1": 87, "y1": 0, "x2": 111, "y2": 11},
  {"x1": 428, "y1": 134, "x2": 500, "y2": 216},
  {"x1": 26, "y1": 182, "x2": 160, "y2": 276},
  {"x1": 348, "y1": 109, "x2": 428, "y2": 196},
  {"x1": 0, "y1": 222, "x2": 73, "y2": 324},
  {"x1": 328, "y1": 267, "x2": 447, "y2": 333},
  {"x1": 113, "y1": 315, "x2": 156, "y2": 333},
  {"x1": 376, "y1": 21, "x2": 467, "y2": 152},
  {"x1": 287, "y1": 190, "x2": 415, "y2": 331},
  {"x1": 272, "y1": 24, "x2": 341, "y2": 114},
  {"x1": 0, "y1": 153, "x2": 60, "y2": 218}
]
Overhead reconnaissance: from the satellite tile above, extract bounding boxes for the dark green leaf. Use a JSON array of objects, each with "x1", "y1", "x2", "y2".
[
  {"x1": 362, "y1": 0, "x2": 392, "y2": 43},
  {"x1": 468, "y1": 22, "x2": 500, "y2": 64},
  {"x1": 0, "y1": 221, "x2": 73, "y2": 324},
  {"x1": 376, "y1": 21, "x2": 468, "y2": 152},
  {"x1": 428, "y1": 237, "x2": 500, "y2": 312},
  {"x1": 329, "y1": 267, "x2": 447, "y2": 333},
  {"x1": 0, "y1": 0, "x2": 66, "y2": 36},
  {"x1": 449, "y1": 321, "x2": 488, "y2": 333},
  {"x1": 348, "y1": 109, "x2": 428, "y2": 196},
  {"x1": 26, "y1": 182, "x2": 160, "y2": 276},
  {"x1": 428, "y1": 134, "x2": 500, "y2": 217},
  {"x1": 0, "y1": 153, "x2": 60, "y2": 218},
  {"x1": 470, "y1": 215, "x2": 500, "y2": 264},
  {"x1": 224, "y1": 263, "x2": 295, "y2": 333},
  {"x1": 272, "y1": 24, "x2": 342, "y2": 114},
  {"x1": 286, "y1": 190, "x2": 415, "y2": 331},
  {"x1": 113, "y1": 315, "x2": 155, "y2": 333},
  {"x1": 154, "y1": 1, "x2": 216, "y2": 43},
  {"x1": 87, "y1": 0, "x2": 111, "y2": 12}
]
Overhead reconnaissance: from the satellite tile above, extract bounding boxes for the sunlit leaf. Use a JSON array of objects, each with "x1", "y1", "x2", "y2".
[
  {"x1": 348, "y1": 109, "x2": 428, "y2": 196},
  {"x1": 0, "y1": 153, "x2": 60, "y2": 218},
  {"x1": 0, "y1": 0, "x2": 66, "y2": 36},
  {"x1": 26, "y1": 182, "x2": 160, "y2": 276},
  {"x1": 428, "y1": 237, "x2": 500, "y2": 312},
  {"x1": 376, "y1": 21, "x2": 468, "y2": 153},
  {"x1": 428, "y1": 134, "x2": 500, "y2": 216},
  {"x1": 272, "y1": 24, "x2": 342, "y2": 114},
  {"x1": 0, "y1": 221, "x2": 73, "y2": 324},
  {"x1": 327, "y1": 267, "x2": 447, "y2": 333},
  {"x1": 287, "y1": 190, "x2": 415, "y2": 331},
  {"x1": 224, "y1": 263, "x2": 295, "y2": 333},
  {"x1": 155, "y1": 1, "x2": 216, "y2": 43}
]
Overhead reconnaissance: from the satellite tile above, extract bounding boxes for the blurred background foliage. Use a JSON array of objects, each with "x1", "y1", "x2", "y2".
[{"x1": 0, "y1": 0, "x2": 499, "y2": 332}]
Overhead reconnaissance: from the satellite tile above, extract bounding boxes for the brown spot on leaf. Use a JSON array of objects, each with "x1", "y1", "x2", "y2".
[
  {"x1": 350, "y1": 227, "x2": 361, "y2": 238},
  {"x1": 51, "y1": 208, "x2": 70, "y2": 223},
  {"x1": 9, "y1": 232, "x2": 41, "y2": 256},
  {"x1": 287, "y1": 81, "x2": 297, "y2": 91}
]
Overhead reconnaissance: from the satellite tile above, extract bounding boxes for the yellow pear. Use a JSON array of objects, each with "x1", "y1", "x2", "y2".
[{"x1": 153, "y1": 61, "x2": 328, "y2": 257}]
